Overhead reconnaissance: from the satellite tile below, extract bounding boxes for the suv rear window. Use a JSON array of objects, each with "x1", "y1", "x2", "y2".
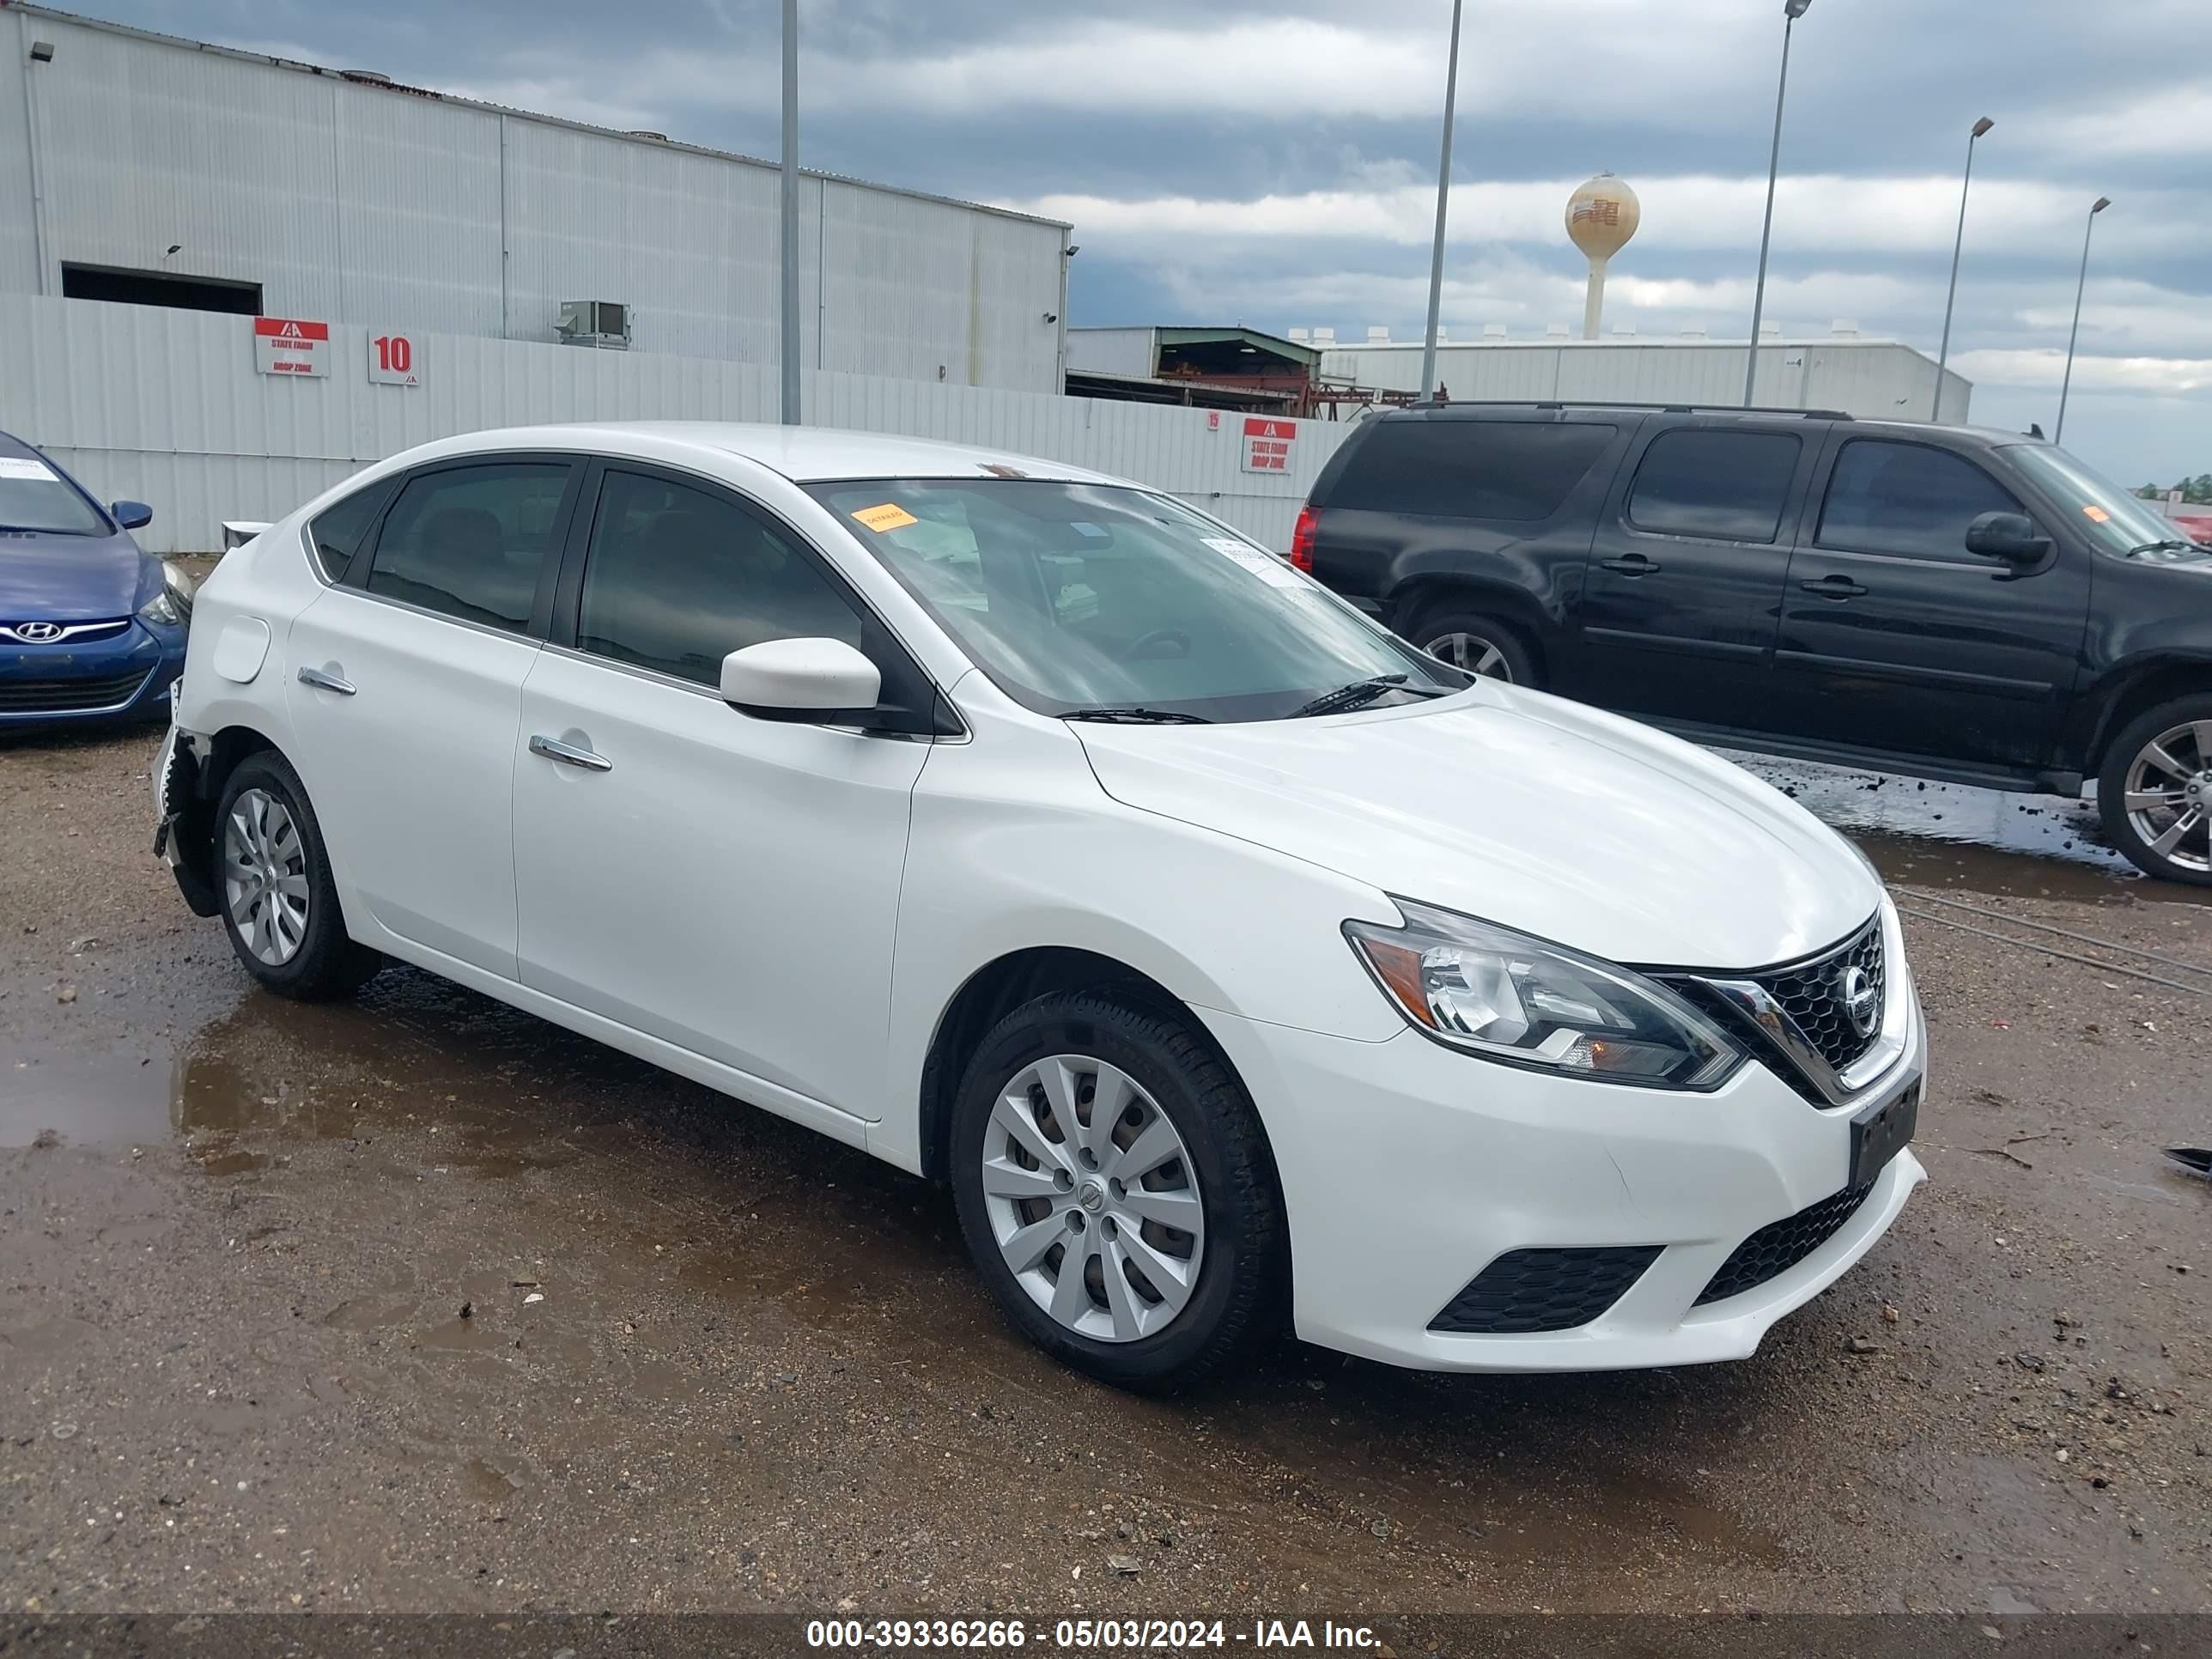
[{"x1": 1328, "y1": 420, "x2": 1617, "y2": 521}]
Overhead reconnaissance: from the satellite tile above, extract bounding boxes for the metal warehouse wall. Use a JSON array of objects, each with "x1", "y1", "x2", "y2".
[
  {"x1": 1319, "y1": 341, "x2": 1972, "y2": 422},
  {"x1": 0, "y1": 8, "x2": 1069, "y2": 393},
  {"x1": 0, "y1": 296, "x2": 1354, "y2": 555}
]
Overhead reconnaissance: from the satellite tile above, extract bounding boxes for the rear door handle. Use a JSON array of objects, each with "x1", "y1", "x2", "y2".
[
  {"x1": 529, "y1": 734, "x2": 612, "y2": 773},
  {"x1": 1600, "y1": 555, "x2": 1662, "y2": 575},
  {"x1": 1800, "y1": 575, "x2": 1869, "y2": 599},
  {"x1": 296, "y1": 665, "x2": 356, "y2": 696}
]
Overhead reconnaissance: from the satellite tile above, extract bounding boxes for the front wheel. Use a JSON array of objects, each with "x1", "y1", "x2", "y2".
[
  {"x1": 2098, "y1": 696, "x2": 2212, "y2": 884},
  {"x1": 214, "y1": 751, "x2": 386, "y2": 997},
  {"x1": 949, "y1": 991, "x2": 1284, "y2": 1393}
]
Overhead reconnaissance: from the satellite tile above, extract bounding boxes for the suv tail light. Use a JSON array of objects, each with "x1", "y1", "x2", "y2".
[{"x1": 1290, "y1": 503, "x2": 1320, "y2": 573}]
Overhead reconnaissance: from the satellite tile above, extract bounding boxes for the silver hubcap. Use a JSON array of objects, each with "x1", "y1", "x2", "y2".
[
  {"x1": 2124, "y1": 722, "x2": 2212, "y2": 873},
  {"x1": 1425, "y1": 630, "x2": 1511, "y2": 681},
  {"x1": 980, "y1": 1054, "x2": 1206, "y2": 1344},
  {"x1": 222, "y1": 788, "x2": 310, "y2": 966}
]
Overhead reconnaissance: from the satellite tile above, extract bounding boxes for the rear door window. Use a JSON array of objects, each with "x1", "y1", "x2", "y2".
[
  {"x1": 1626, "y1": 428, "x2": 1802, "y2": 544},
  {"x1": 1816, "y1": 440, "x2": 2022, "y2": 560},
  {"x1": 307, "y1": 480, "x2": 393, "y2": 581},
  {"x1": 364, "y1": 463, "x2": 574, "y2": 632},
  {"x1": 1328, "y1": 421, "x2": 1618, "y2": 520}
]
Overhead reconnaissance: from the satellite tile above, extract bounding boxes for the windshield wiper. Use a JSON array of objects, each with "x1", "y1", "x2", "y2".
[
  {"x1": 2129, "y1": 538, "x2": 2201, "y2": 555},
  {"x1": 1060, "y1": 706, "x2": 1214, "y2": 725},
  {"x1": 1288, "y1": 674, "x2": 1431, "y2": 720}
]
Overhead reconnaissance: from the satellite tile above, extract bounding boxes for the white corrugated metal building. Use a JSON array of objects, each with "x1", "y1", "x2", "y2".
[
  {"x1": 0, "y1": 4, "x2": 1072, "y2": 392},
  {"x1": 1313, "y1": 332, "x2": 1972, "y2": 422}
]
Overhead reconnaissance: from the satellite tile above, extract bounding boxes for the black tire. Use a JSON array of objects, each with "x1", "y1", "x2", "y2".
[
  {"x1": 1405, "y1": 604, "x2": 1539, "y2": 687},
  {"x1": 212, "y1": 750, "x2": 385, "y2": 998},
  {"x1": 2098, "y1": 696, "x2": 2212, "y2": 885},
  {"x1": 949, "y1": 990, "x2": 1284, "y2": 1394}
]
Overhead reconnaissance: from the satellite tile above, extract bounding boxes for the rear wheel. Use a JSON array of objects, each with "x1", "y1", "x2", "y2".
[
  {"x1": 1407, "y1": 605, "x2": 1537, "y2": 687},
  {"x1": 214, "y1": 751, "x2": 385, "y2": 997},
  {"x1": 949, "y1": 991, "x2": 1283, "y2": 1393},
  {"x1": 2098, "y1": 696, "x2": 2212, "y2": 885}
]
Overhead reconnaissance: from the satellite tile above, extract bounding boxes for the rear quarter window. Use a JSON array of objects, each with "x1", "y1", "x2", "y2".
[
  {"x1": 307, "y1": 480, "x2": 395, "y2": 581},
  {"x1": 1326, "y1": 420, "x2": 1618, "y2": 521}
]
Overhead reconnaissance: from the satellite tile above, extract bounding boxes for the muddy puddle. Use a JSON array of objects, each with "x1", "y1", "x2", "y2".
[{"x1": 1725, "y1": 753, "x2": 2203, "y2": 903}]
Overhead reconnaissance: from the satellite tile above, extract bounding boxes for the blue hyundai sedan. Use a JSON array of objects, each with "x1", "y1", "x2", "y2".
[{"x1": 0, "y1": 430, "x2": 191, "y2": 728}]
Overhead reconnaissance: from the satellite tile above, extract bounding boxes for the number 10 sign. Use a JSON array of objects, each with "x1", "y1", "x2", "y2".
[{"x1": 368, "y1": 332, "x2": 422, "y2": 387}]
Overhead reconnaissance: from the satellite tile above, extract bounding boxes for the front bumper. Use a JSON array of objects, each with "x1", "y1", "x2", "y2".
[
  {"x1": 1198, "y1": 988, "x2": 1926, "y2": 1374},
  {"x1": 0, "y1": 619, "x2": 185, "y2": 726}
]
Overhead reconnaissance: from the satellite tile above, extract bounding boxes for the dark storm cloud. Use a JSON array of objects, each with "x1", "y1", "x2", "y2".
[{"x1": 80, "y1": 0, "x2": 2212, "y2": 477}]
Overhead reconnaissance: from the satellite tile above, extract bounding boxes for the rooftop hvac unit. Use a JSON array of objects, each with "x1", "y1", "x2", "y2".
[
  {"x1": 1311, "y1": 326, "x2": 1335, "y2": 344},
  {"x1": 1546, "y1": 323, "x2": 1571, "y2": 339},
  {"x1": 557, "y1": 300, "x2": 632, "y2": 349},
  {"x1": 1287, "y1": 326, "x2": 1310, "y2": 343},
  {"x1": 1482, "y1": 323, "x2": 1508, "y2": 340},
  {"x1": 1366, "y1": 325, "x2": 1390, "y2": 343}
]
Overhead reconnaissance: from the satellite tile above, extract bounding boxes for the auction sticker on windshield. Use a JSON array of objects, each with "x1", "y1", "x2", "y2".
[
  {"x1": 1205, "y1": 536, "x2": 1302, "y2": 589},
  {"x1": 0, "y1": 457, "x2": 58, "y2": 481},
  {"x1": 851, "y1": 502, "x2": 921, "y2": 532}
]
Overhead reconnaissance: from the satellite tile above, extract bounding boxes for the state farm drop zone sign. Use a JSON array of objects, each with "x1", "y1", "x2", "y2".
[
  {"x1": 1240, "y1": 416, "x2": 1296, "y2": 474},
  {"x1": 253, "y1": 317, "x2": 330, "y2": 377}
]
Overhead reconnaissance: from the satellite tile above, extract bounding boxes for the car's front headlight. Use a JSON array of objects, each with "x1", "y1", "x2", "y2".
[
  {"x1": 138, "y1": 562, "x2": 196, "y2": 628},
  {"x1": 1345, "y1": 900, "x2": 1745, "y2": 1090}
]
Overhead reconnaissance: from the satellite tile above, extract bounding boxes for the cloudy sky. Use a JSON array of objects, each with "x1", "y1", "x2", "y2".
[{"x1": 100, "y1": 0, "x2": 2212, "y2": 484}]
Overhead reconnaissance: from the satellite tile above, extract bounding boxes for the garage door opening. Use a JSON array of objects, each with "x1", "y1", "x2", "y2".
[{"x1": 61, "y1": 264, "x2": 262, "y2": 316}]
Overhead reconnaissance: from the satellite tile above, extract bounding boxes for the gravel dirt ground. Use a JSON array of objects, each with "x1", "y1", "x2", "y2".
[{"x1": 1, "y1": 721, "x2": 2206, "y2": 1622}]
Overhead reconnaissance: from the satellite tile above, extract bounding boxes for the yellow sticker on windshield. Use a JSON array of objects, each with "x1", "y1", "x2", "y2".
[
  {"x1": 852, "y1": 502, "x2": 919, "y2": 532},
  {"x1": 2083, "y1": 504, "x2": 2112, "y2": 523}
]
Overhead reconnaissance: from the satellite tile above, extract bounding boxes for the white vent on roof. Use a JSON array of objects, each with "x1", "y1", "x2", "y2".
[
  {"x1": 1432, "y1": 325, "x2": 1447, "y2": 343},
  {"x1": 1546, "y1": 323, "x2": 1570, "y2": 339},
  {"x1": 557, "y1": 300, "x2": 632, "y2": 349},
  {"x1": 1482, "y1": 323, "x2": 1507, "y2": 340},
  {"x1": 1366, "y1": 325, "x2": 1389, "y2": 343},
  {"x1": 1760, "y1": 321, "x2": 1782, "y2": 338},
  {"x1": 1612, "y1": 323, "x2": 1636, "y2": 338},
  {"x1": 1312, "y1": 326, "x2": 1335, "y2": 344},
  {"x1": 1830, "y1": 318, "x2": 1860, "y2": 337},
  {"x1": 1679, "y1": 327, "x2": 1707, "y2": 339},
  {"x1": 1287, "y1": 326, "x2": 1309, "y2": 343}
]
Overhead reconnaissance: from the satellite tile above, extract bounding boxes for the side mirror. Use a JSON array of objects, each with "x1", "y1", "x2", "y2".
[
  {"x1": 720, "y1": 637, "x2": 883, "y2": 724},
  {"x1": 112, "y1": 500, "x2": 154, "y2": 531},
  {"x1": 1964, "y1": 510, "x2": 2051, "y2": 564}
]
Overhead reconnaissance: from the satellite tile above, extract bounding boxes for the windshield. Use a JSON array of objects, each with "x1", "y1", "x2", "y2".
[
  {"x1": 0, "y1": 454, "x2": 106, "y2": 537},
  {"x1": 807, "y1": 478, "x2": 1464, "y2": 723},
  {"x1": 2000, "y1": 443, "x2": 2200, "y2": 561}
]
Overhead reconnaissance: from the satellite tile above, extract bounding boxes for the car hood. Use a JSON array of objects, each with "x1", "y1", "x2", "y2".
[
  {"x1": 1071, "y1": 684, "x2": 1881, "y2": 972},
  {"x1": 0, "y1": 531, "x2": 148, "y2": 621}
]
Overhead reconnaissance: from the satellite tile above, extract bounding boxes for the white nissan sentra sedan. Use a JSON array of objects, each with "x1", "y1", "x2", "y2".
[{"x1": 154, "y1": 422, "x2": 1925, "y2": 1391}]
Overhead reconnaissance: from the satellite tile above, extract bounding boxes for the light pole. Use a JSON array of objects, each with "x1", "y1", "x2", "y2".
[
  {"x1": 2054, "y1": 195, "x2": 2111, "y2": 446},
  {"x1": 779, "y1": 0, "x2": 801, "y2": 425},
  {"x1": 1743, "y1": 0, "x2": 1810, "y2": 407},
  {"x1": 1932, "y1": 115, "x2": 1994, "y2": 422},
  {"x1": 1418, "y1": 0, "x2": 1465, "y2": 402}
]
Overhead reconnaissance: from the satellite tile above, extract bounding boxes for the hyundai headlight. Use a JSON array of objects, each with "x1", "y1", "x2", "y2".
[
  {"x1": 138, "y1": 562, "x2": 195, "y2": 627},
  {"x1": 1345, "y1": 900, "x2": 1745, "y2": 1090}
]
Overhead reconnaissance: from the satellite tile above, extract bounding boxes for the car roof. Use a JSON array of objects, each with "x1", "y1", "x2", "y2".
[
  {"x1": 0, "y1": 428, "x2": 50, "y2": 463},
  {"x1": 1369, "y1": 403, "x2": 2018, "y2": 449},
  {"x1": 394, "y1": 422, "x2": 1131, "y2": 488}
]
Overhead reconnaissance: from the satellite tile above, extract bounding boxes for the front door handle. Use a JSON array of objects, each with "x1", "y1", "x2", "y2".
[
  {"x1": 1800, "y1": 575, "x2": 1869, "y2": 599},
  {"x1": 296, "y1": 665, "x2": 356, "y2": 696},
  {"x1": 1600, "y1": 554, "x2": 1662, "y2": 575},
  {"x1": 529, "y1": 734, "x2": 612, "y2": 773}
]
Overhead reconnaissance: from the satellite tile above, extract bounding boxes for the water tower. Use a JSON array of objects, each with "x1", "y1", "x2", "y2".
[{"x1": 1565, "y1": 173, "x2": 1641, "y2": 340}]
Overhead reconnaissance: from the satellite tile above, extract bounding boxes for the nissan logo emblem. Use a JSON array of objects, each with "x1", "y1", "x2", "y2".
[
  {"x1": 1840, "y1": 965, "x2": 1880, "y2": 1039},
  {"x1": 12, "y1": 621, "x2": 62, "y2": 642}
]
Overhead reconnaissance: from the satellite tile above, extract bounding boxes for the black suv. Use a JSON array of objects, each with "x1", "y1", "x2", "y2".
[{"x1": 1295, "y1": 402, "x2": 2212, "y2": 883}]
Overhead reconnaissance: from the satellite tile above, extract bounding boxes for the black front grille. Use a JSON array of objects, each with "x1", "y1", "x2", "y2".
[
  {"x1": 1751, "y1": 917, "x2": 1885, "y2": 1073},
  {"x1": 1694, "y1": 1181, "x2": 1874, "y2": 1306},
  {"x1": 0, "y1": 669, "x2": 150, "y2": 713},
  {"x1": 1429, "y1": 1244, "x2": 1661, "y2": 1334}
]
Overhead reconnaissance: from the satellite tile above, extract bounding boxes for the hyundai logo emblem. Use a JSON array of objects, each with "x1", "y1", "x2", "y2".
[
  {"x1": 1839, "y1": 965, "x2": 1880, "y2": 1039},
  {"x1": 11, "y1": 620, "x2": 62, "y2": 642}
]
